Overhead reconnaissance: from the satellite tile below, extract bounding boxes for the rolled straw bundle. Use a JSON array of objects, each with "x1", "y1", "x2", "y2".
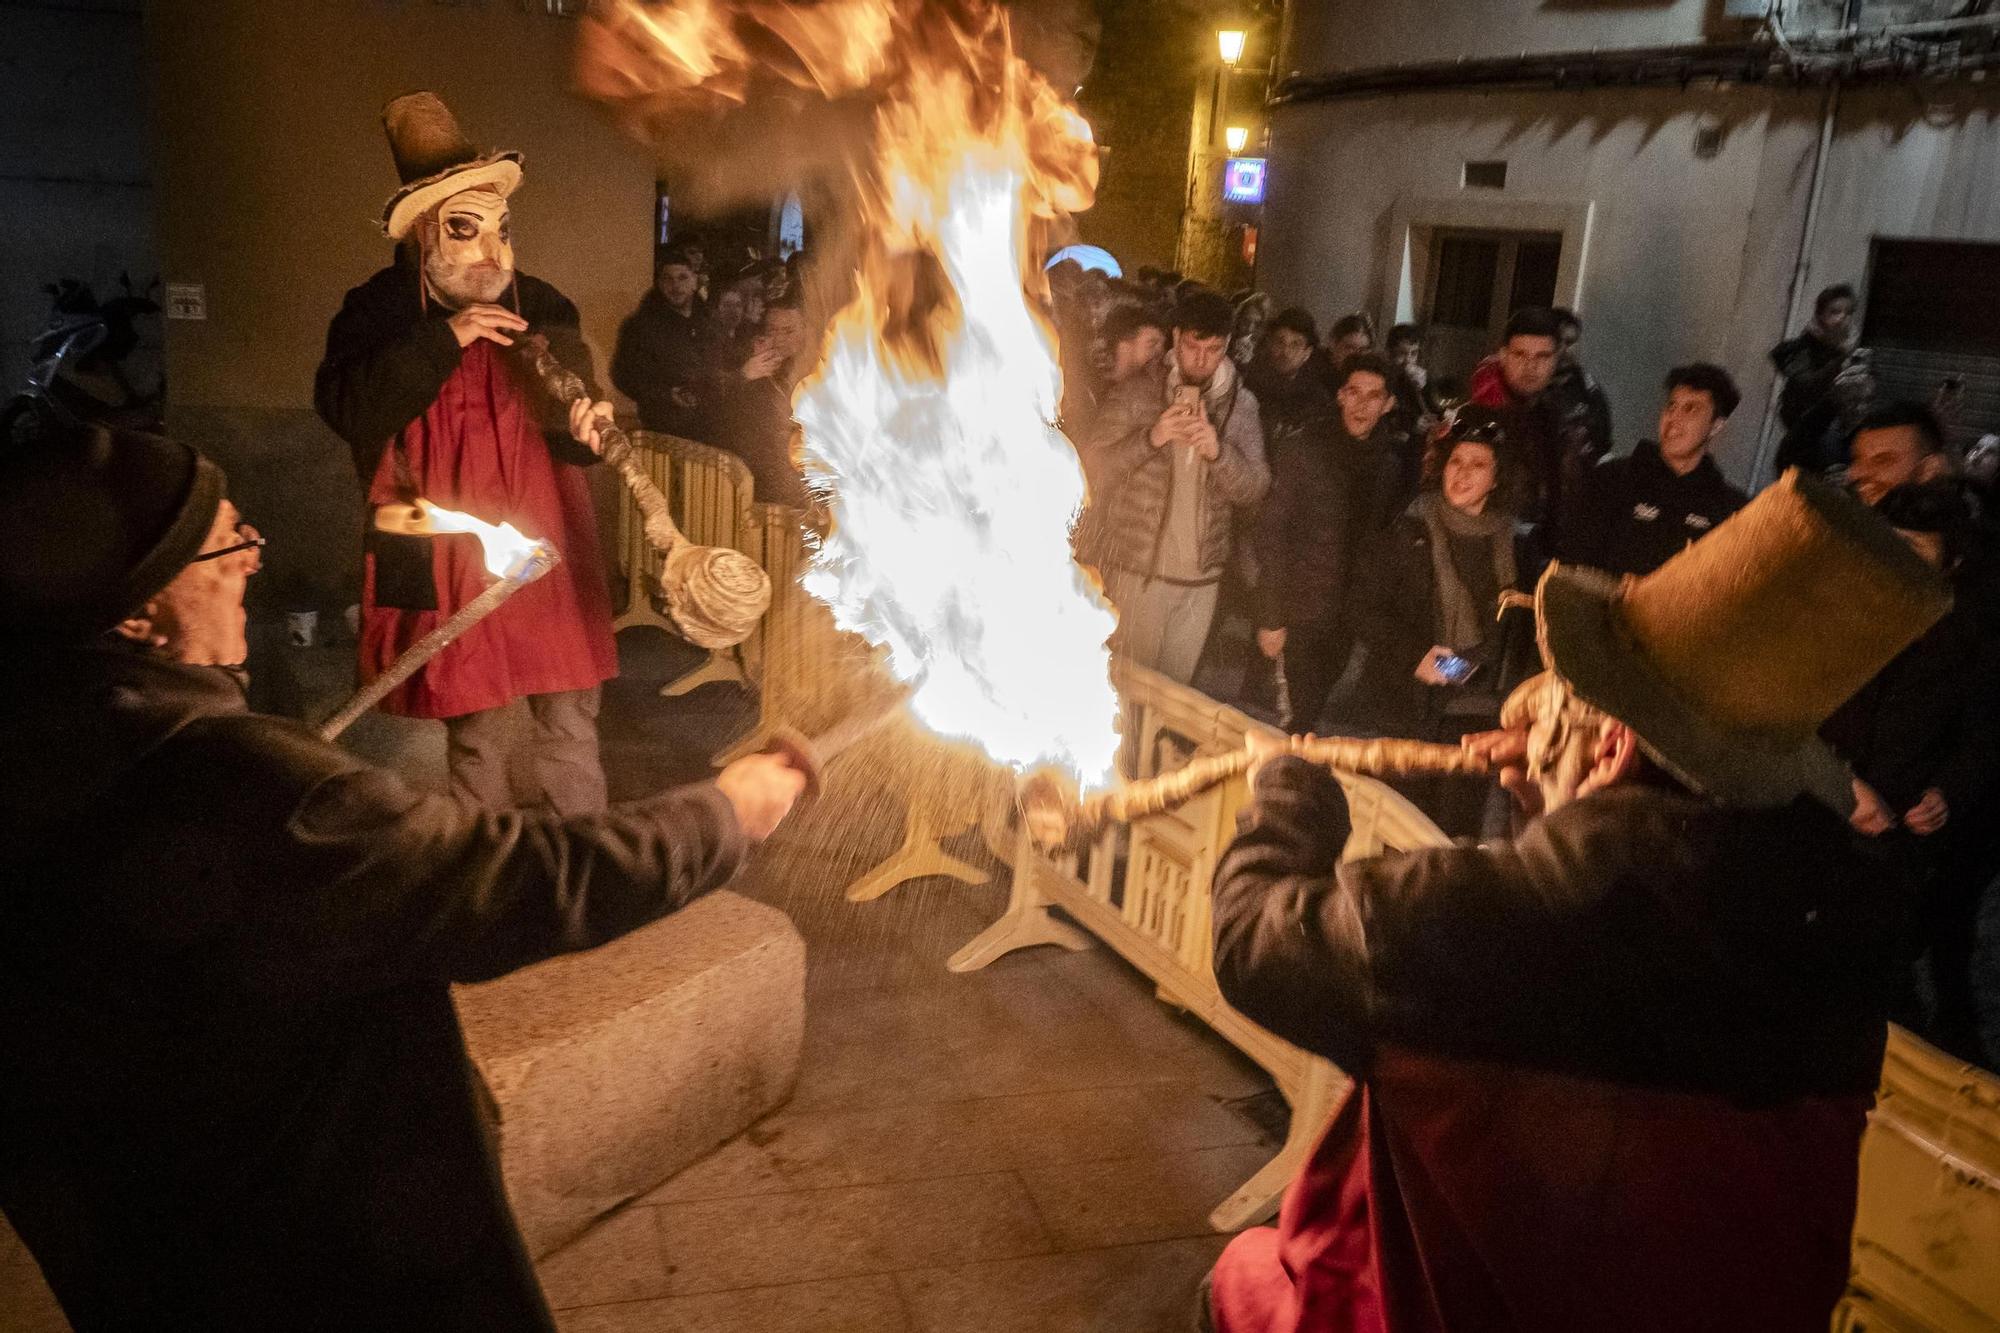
[
  {"x1": 512, "y1": 334, "x2": 771, "y2": 649},
  {"x1": 1021, "y1": 734, "x2": 1487, "y2": 848}
]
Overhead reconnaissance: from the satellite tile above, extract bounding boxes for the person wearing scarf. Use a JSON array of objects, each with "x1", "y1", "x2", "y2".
[{"x1": 1357, "y1": 410, "x2": 1535, "y2": 835}]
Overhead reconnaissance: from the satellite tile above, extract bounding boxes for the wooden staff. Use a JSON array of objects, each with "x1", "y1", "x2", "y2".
[
  {"x1": 511, "y1": 333, "x2": 772, "y2": 650},
  {"x1": 1021, "y1": 735, "x2": 1488, "y2": 848}
]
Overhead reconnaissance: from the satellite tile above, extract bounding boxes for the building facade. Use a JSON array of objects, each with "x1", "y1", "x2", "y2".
[{"x1": 1259, "y1": 0, "x2": 2000, "y2": 484}]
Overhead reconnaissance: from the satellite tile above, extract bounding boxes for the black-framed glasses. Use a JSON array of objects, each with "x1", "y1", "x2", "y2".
[{"x1": 190, "y1": 531, "x2": 267, "y2": 564}]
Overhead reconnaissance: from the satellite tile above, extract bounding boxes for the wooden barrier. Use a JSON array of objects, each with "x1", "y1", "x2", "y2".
[
  {"x1": 616, "y1": 439, "x2": 2000, "y2": 1304},
  {"x1": 1840, "y1": 1027, "x2": 2000, "y2": 1331},
  {"x1": 947, "y1": 662, "x2": 1449, "y2": 1231}
]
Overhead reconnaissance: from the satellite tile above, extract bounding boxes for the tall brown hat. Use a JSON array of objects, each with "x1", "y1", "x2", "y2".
[
  {"x1": 1535, "y1": 468, "x2": 1952, "y2": 810},
  {"x1": 379, "y1": 92, "x2": 522, "y2": 240}
]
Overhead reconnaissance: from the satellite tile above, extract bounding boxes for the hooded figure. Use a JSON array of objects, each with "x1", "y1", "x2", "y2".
[
  {"x1": 1202, "y1": 470, "x2": 1953, "y2": 1333},
  {"x1": 315, "y1": 92, "x2": 619, "y2": 815}
]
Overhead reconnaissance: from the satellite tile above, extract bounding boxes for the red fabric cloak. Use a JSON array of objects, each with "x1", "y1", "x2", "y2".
[
  {"x1": 360, "y1": 341, "x2": 616, "y2": 719},
  {"x1": 1209, "y1": 1048, "x2": 1867, "y2": 1333}
]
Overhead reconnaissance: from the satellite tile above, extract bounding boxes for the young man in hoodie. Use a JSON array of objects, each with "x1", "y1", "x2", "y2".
[{"x1": 1564, "y1": 363, "x2": 1747, "y2": 576}]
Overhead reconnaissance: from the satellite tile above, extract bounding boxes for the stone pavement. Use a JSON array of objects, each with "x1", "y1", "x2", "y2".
[{"x1": 0, "y1": 626, "x2": 1281, "y2": 1332}]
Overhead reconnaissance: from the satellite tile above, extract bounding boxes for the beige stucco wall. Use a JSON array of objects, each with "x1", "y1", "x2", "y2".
[{"x1": 148, "y1": 0, "x2": 657, "y2": 412}]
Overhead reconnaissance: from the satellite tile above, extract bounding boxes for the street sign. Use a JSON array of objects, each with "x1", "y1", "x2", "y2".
[{"x1": 1223, "y1": 157, "x2": 1267, "y2": 205}]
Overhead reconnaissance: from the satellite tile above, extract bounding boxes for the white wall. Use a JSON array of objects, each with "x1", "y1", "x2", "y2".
[
  {"x1": 1282, "y1": 0, "x2": 1740, "y2": 76},
  {"x1": 1260, "y1": 84, "x2": 1818, "y2": 481},
  {"x1": 1809, "y1": 86, "x2": 2000, "y2": 298}
]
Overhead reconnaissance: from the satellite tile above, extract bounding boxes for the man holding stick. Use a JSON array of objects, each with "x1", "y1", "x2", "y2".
[
  {"x1": 0, "y1": 427, "x2": 805, "y2": 1329},
  {"x1": 316, "y1": 92, "x2": 619, "y2": 813},
  {"x1": 1201, "y1": 471, "x2": 1951, "y2": 1332}
]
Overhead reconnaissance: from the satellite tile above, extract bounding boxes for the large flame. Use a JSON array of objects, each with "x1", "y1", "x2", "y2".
[
  {"x1": 583, "y1": 1, "x2": 1119, "y2": 784},
  {"x1": 397, "y1": 499, "x2": 545, "y2": 580}
]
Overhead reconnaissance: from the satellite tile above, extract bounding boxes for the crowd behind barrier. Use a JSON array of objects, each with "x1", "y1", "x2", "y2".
[{"x1": 616, "y1": 240, "x2": 2000, "y2": 1082}]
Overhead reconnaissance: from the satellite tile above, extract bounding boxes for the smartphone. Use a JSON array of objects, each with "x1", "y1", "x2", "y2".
[
  {"x1": 1434, "y1": 652, "x2": 1479, "y2": 685},
  {"x1": 1174, "y1": 384, "x2": 1201, "y2": 412}
]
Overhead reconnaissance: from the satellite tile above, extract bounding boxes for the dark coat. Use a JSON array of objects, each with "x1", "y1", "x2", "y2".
[
  {"x1": 1563, "y1": 439, "x2": 1748, "y2": 575},
  {"x1": 714, "y1": 372, "x2": 812, "y2": 510},
  {"x1": 1546, "y1": 361, "x2": 1614, "y2": 463},
  {"x1": 1469, "y1": 358, "x2": 1588, "y2": 549},
  {"x1": 315, "y1": 264, "x2": 600, "y2": 489},
  {"x1": 1355, "y1": 509, "x2": 1536, "y2": 731},
  {"x1": 0, "y1": 645, "x2": 748, "y2": 1330},
  {"x1": 1770, "y1": 331, "x2": 1850, "y2": 475},
  {"x1": 1244, "y1": 360, "x2": 1335, "y2": 460},
  {"x1": 1822, "y1": 598, "x2": 2000, "y2": 817},
  {"x1": 1206, "y1": 760, "x2": 1899, "y2": 1333},
  {"x1": 611, "y1": 291, "x2": 713, "y2": 440},
  {"x1": 1253, "y1": 423, "x2": 1405, "y2": 633}
]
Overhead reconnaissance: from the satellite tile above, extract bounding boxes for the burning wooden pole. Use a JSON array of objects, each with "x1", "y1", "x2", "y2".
[
  {"x1": 510, "y1": 332, "x2": 771, "y2": 650},
  {"x1": 1020, "y1": 736, "x2": 1490, "y2": 849},
  {"x1": 319, "y1": 537, "x2": 561, "y2": 743}
]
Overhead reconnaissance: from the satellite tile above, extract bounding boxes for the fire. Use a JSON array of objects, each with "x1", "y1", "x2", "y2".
[
  {"x1": 581, "y1": 0, "x2": 1119, "y2": 784},
  {"x1": 384, "y1": 499, "x2": 545, "y2": 581}
]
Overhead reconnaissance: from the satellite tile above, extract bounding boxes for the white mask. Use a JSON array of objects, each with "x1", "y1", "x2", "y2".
[{"x1": 422, "y1": 187, "x2": 513, "y2": 310}]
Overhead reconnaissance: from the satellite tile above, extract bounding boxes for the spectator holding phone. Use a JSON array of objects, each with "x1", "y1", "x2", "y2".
[
  {"x1": 1356, "y1": 409, "x2": 1535, "y2": 834},
  {"x1": 1077, "y1": 289, "x2": 1270, "y2": 683}
]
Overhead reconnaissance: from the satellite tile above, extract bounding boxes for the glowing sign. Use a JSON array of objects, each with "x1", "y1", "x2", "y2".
[{"x1": 1223, "y1": 157, "x2": 1267, "y2": 204}]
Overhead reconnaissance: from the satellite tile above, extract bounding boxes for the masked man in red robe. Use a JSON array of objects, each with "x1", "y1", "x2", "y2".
[
  {"x1": 1203, "y1": 471, "x2": 1953, "y2": 1333},
  {"x1": 317, "y1": 92, "x2": 619, "y2": 814}
]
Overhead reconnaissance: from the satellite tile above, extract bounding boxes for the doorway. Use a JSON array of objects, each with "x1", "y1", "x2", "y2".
[{"x1": 1420, "y1": 228, "x2": 1562, "y2": 393}]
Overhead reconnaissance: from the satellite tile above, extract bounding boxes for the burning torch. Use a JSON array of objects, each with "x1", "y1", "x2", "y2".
[{"x1": 318, "y1": 501, "x2": 559, "y2": 742}]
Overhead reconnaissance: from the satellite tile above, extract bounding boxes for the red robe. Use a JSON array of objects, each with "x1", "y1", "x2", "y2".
[
  {"x1": 1209, "y1": 1051, "x2": 1867, "y2": 1333},
  {"x1": 361, "y1": 340, "x2": 616, "y2": 719},
  {"x1": 1209, "y1": 760, "x2": 1898, "y2": 1333}
]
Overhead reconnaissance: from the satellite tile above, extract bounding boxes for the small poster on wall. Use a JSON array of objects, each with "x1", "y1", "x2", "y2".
[{"x1": 165, "y1": 283, "x2": 207, "y2": 321}]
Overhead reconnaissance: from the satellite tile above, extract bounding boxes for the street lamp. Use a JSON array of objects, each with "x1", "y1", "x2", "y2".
[
  {"x1": 1224, "y1": 125, "x2": 1250, "y2": 154},
  {"x1": 1217, "y1": 28, "x2": 1247, "y2": 66}
]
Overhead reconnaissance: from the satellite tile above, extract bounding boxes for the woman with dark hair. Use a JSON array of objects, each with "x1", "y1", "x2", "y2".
[{"x1": 1357, "y1": 409, "x2": 1536, "y2": 834}]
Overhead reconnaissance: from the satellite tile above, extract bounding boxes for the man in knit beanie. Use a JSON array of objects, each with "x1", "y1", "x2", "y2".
[{"x1": 0, "y1": 428, "x2": 804, "y2": 1329}]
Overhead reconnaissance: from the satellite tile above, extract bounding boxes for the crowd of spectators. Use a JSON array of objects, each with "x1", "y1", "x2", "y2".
[
  {"x1": 609, "y1": 242, "x2": 812, "y2": 509},
  {"x1": 607, "y1": 245, "x2": 2000, "y2": 1073},
  {"x1": 1043, "y1": 263, "x2": 2000, "y2": 1074}
]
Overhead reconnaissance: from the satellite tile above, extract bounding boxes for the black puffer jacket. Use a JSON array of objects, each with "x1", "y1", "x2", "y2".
[{"x1": 0, "y1": 644, "x2": 747, "y2": 1331}]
